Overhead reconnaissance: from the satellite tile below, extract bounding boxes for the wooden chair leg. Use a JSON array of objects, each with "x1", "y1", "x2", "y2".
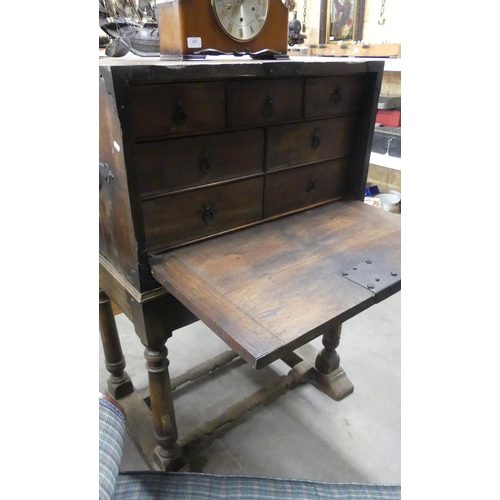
[
  {"x1": 312, "y1": 324, "x2": 354, "y2": 401},
  {"x1": 99, "y1": 289, "x2": 134, "y2": 399}
]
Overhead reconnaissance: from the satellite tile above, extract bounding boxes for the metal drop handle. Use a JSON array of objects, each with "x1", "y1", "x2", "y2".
[
  {"x1": 306, "y1": 177, "x2": 316, "y2": 192},
  {"x1": 201, "y1": 203, "x2": 214, "y2": 223},
  {"x1": 331, "y1": 85, "x2": 342, "y2": 104},
  {"x1": 173, "y1": 100, "x2": 187, "y2": 124},
  {"x1": 199, "y1": 151, "x2": 211, "y2": 173},
  {"x1": 263, "y1": 95, "x2": 274, "y2": 118},
  {"x1": 311, "y1": 129, "x2": 321, "y2": 149}
]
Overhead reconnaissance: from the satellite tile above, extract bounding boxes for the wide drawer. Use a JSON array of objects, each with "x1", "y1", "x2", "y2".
[
  {"x1": 129, "y1": 82, "x2": 225, "y2": 139},
  {"x1": 264, "y1": 158, "x2": 351, "y2": 218},
  {"x1": 143, "y1": 177, "x2": 264, "y2": 251},
  {"x1": 304, "y1": 76, "x2": 367, "y2": 119},
  {"x1": 266, "y1": 116, "x2": 357, "y2": 171},
  {"x1": 136, "y1": 129, "x2": 265, "y2": 196},
  {"x1": 227, "y1": 79, "x2": 303, "y2": 128}
]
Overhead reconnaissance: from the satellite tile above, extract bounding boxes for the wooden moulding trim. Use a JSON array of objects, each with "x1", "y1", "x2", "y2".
[{"x1": 99, "y1": 254, "x2": 168, "y2": 304}]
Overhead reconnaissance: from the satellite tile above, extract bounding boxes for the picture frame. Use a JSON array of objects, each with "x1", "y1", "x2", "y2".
[{"x1": 319, "y1": 0, "x2": 366, "y2": 43}]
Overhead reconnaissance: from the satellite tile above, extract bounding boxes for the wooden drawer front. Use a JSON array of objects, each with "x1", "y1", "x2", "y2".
[
  {"x1": 304, "y1": 76, "x2": 367, "y2": 119},
  {"x1": 227, "y1": 79, "x2": 303, "y2": 128},
  {"x1": 264, "y1": 158, "x2": 351, "y2": 218},
  {"x1": 143, "y1": 178, "x2": 264, "y2": 251},
  {"x1": 136, "y1": 129, "x2": 265, "y2": 196},
  {"x1": 130, "y1": 82, "x2": 225, "y2": 139},
  {"x1": 266, "y1": 116, "x2": 357, "y2": 171}
]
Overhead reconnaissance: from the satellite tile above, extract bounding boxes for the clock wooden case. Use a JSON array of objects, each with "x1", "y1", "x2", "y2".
[{"x1": 156, "y1": 0, "x2": 289, "y2": 59}]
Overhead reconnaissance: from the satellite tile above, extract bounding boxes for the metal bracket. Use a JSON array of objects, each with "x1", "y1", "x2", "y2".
[
  {"x1": 340, "y1": 259, "x2": 400, "y2": 295},
  {"x1": 99, "y1": 161, "x2": 114, "y2": 187}
]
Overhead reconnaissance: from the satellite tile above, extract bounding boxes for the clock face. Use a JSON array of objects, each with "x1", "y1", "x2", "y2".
[{"x1": 212, "y1": 0, "x2": 270, "y2": 42}]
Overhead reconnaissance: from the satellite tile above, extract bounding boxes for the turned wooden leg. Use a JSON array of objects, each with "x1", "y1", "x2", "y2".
[
  {"x1": 99, "y1": 289, "x2": 134, "y2": 399},
  {"x1": 145, "y1": 345, "x2": 188, "y2": 472},
  {"x1": 312, "y1": 324, "x2": 354, "y2": 401}
]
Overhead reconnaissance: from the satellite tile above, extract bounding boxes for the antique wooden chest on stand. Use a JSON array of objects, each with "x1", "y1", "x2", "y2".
[{"x1": 99, "y1": 56, "x2": 401, "y2": 471}]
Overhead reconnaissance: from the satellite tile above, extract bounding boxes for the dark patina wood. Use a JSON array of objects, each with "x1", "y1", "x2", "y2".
[
  {"x1": 99, "y1": 57, "x2": 389, "y2": 470},
  {"x1": 150, "y1": 201, "x2": 401, "y2": 369},
  {"x1": 304, "y1": 75, "x2": 369, "y2": 118},
  {"x1": 263, "y1": 158, "x2": 350, "y2": 217},
  {"x1": 142, "y1": 177, "x2": 264, "y2": 252},
  {"x1": 99, "y1": 289, "x2": 134, "y2": 399},
  {"x1": 227, "y1": 78, "x2": 303, "y2": 127},
  {"x1": 135, "y1": 129, "x2": 265, "y2": 197},
  {"x1": 130, "y1": 82, "x2": 226, "y2": 139},
  {"x1": 265, "y1": 116, "x2": 357, "y2": 170}
]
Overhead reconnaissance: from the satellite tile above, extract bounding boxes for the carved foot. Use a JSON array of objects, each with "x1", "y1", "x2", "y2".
[
  {"x1": 311, "y1": 366, "x2": 354, "y2": 401},
  {"x1": 106, "y1": 370, "x2": 134, "y2": 400},
  {"x1": 153, "y1": 443, "x2": 190, "y2": 472}
]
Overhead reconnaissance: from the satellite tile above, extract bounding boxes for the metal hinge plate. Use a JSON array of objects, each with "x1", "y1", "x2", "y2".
[{"x1": 340, "y1": 259, "x2": 400, "y2": 296}]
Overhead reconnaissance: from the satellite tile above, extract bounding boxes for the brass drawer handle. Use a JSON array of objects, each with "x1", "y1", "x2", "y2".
[
  {"x1": 201, "y1": 203, "x2": 214, "y2": 223},
  {"x1": 306, "y1": 177, "x2": 316, "y2": 193},
  {"x1": 263, "y1": 95, "x2": 274, "y2": 118},
  {"x1": 173, "y1": 100, "x2": 187, "y2": 125},
  {"x1": 311, "y1": 129, "x2": 321, "y2": 149},
  {"x1": 199, "y1": 151, "x2": 211, "y2": 173},
  {"x1": 331, "y1": 85, "x2": 342, "y2": 104}
]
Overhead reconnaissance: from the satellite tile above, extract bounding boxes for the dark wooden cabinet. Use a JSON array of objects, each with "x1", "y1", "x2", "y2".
[
  {"x1": 99, "y1": 57, "x2": 399, "y2": 472},
  {"x1": 99, "y1": 59, "x2": 383, "y2": 275}
]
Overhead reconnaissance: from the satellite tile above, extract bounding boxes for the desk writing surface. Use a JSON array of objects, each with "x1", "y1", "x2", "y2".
[{"x1": 150, "y1": 201, "x2": 401, "y2": 369}]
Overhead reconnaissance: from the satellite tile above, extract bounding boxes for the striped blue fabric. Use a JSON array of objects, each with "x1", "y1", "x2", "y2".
[
  {"x1": 113, "y1": 472, "x2": 401, "y2": 500},
  {"x1": 100, "y1": 398, "x2": 126, "y2": 500}
]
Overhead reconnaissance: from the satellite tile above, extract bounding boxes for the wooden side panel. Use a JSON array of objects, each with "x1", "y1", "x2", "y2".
[{"x1": 99, "y1": 70, "x2": 143, "y2": 289}]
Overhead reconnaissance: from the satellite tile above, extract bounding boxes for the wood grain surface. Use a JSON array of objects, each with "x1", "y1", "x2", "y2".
[{"x1": 150, "y1": 201, "x2": 400, "y2": 368}]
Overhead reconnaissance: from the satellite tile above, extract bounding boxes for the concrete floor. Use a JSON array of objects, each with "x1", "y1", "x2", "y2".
[{"x1": 99, "y1": 291, "x2": 400, "y2": 484}]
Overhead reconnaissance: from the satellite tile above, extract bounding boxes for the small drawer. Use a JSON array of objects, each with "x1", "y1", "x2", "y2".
[
  {"x1": 264, "y1": 158, "x2": 351, "y2": 218},
  {"x1": 304, "y1": 76, "x2": 367, "y2": 119},
  {"x1": 266, "y1": 116, "x2": 357, "y2": 171},
  {"x1": 130, "y1": 82, "x2": 225, "y2": 139},
  {"x1": 143, "y1": 177, "x2": 264, "y2": 251},
  {"x1": 136, "y1": 129, "x2": 265, "y2": 196},
  {"x1": 227, "y1": 79, "x2": 303, "y2": 128}
]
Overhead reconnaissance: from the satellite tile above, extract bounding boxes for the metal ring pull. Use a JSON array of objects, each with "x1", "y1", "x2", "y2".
[
  {"x1": 173, "y1": 100, "x2": 187, "y2": 125},
  {"x1": 311, "y1": 129, "x2": 321, "y2": 149},
  {"x1": 263, "y1": 95, "x2": 274, "y2": 118},
  {"x1": 201, "y1": 203, "x2": 214, "y2": 223},
  {"x1": 331, "y1": 85, "x2": 342, "y2": 104},
  {"x1": 306, "y1": 177, "x2": 316, "y2": 193},
  {"x1": 199, "y1": 151, "x2": 211, "y2": 173}
]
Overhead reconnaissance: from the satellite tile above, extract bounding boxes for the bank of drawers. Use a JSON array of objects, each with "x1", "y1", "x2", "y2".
[{"x1": 131, "y1": 75, "x2": 368, "y2": 252}]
